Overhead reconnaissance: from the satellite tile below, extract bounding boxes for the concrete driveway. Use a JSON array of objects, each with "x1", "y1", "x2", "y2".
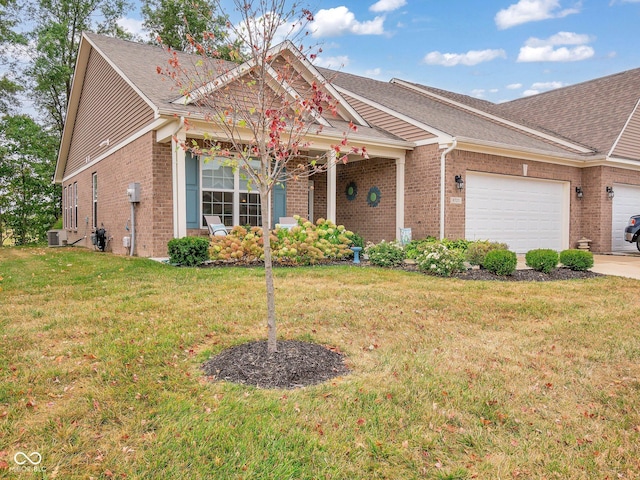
[
  {"x1": 592, "y1": 253, "x2": 640, "y2": 280},
  {"x1": 516, "y1": 252, "x2": 640, "y2": 279}
]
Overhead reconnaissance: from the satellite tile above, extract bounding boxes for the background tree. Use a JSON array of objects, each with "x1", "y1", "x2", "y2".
[
  {"x1": 24, "y1": 0, "x2": 133, "y2": 138},
  {"x1": 0, "y1": 0, "x2": 24, "y2": 114},
  {"x1": 161, "y1": 0, "x2": 366, "y2": 352},
  {"x1": 0, "y1": 115, "x2": 59, "y2": 244},
  {"x1": 141, "y1": 0, "x2": 239, "y2": 60}
]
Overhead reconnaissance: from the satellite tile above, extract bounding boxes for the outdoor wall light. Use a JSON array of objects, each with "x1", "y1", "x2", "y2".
[
  {"x1": 454, "y1": 175, "x2": 464, "y2": 190},
  {"x1": 606, "y1": 186, "x2": 615, "y2": 199},
  {"x1": 575, "y1": 186, "x2": 583, "y2": 198}
]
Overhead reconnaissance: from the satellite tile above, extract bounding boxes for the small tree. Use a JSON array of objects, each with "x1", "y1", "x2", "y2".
[
  {"x1": 160, "y1": 0, "x2": 366, "y2": 352},
  {"x1": 0, "y1": 115, "x2": 59, "y2": 245},
  {"x1": 141, "y1": 0, "x2": 238, "y2": 60}
]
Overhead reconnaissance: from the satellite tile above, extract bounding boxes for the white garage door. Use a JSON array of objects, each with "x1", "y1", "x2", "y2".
[
  {"x1": 612, "y1": 183, "x2": 640, "y2": 251},
  {"x1": 465, "y1": 173, "x2": 569, "y2": 254}
]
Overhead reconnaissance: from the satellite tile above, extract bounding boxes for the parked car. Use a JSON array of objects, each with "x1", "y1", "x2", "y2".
[{"x1": 624, "y1": 215, "x2": 640, "y2": 251}]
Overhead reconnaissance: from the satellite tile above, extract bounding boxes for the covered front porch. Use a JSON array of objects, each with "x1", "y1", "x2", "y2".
[{"x1": 161, "y1": 120, "x2": 411, "y2": 242}]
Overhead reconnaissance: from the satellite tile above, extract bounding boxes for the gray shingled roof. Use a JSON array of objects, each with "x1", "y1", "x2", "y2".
[
  {"x1": 494, "y1": 68, "x2": 640, "y2": 154},
  {"x1": 83, "y1": 33, "x2": 404, "y2": 144},
  {"x1": 84, "y1": 33, "x2": 639, "y2": 158},
  {"x1": 322, "y1": 68, "x2": 590, "y2": 157}
]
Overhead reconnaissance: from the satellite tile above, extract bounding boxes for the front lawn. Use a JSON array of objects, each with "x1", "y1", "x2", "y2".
[{"x1": 1, "y1": 247, "x2": 639, "y2": 479}]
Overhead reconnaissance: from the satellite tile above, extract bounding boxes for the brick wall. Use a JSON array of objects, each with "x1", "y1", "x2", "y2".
[
  {"x1": 62, "y1": 132, "x2": 172, "y2": 257},
  {"x1": 405, "y1": 145, "x2": 441, "y2": 239},
  {"x1": 285, "y1": 158, "x2": 310, "y2": 220},
  {"x1": 335, "y1": 157, "x2": 397, "y2": 243}
]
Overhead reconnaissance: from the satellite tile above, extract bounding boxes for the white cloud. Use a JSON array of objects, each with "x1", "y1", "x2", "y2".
[
  {"x1": 495, "y1": 0, "x2": 581, "y2": 29},
  {"x1": 517, "y1": 32, "x2": 594, "y2": 62},
  {"x1": 310, "y1": 7, "x2": 385, "y2": 37},
  {"x1": 117, "y1": 17, "x2": 147, "y2": 38},
  {"x1": 531, "y1": 81, "x2": 564, "y2": 89},
  {"x1": 522, "y1": 80, "x2": 565, "y2": 96},
  {"x1": 423, "y1": 49, "x2": 507, "y2": 67},
  {"x1": 471, "y1": 89, "x2": 486, "y2": 98},
  {"x1": 365, "y1": 67, "x2": 382, "y2": 76},
  {"x1": 311, "y1": 55, "x2": 350, "y2": 69},
  {"x1": 526, "y1": 31, "x2": 592, "y2": 47},
  {"x1": 507, "y1": 83, "x2": 523, "y2": 89},
  {"x1": 370, "y1": 0, "x2": 407, "y2": 12},
  {"x1": 489, "y1": 88, "x2": 499, "y2": 93}
]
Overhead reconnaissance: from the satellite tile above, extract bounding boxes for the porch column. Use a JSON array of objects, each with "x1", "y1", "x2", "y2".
[
  {"x1": 172, "y1": 131, "x2": 187, "y2": 238},
  {"x1": 326, "y1": 149, "x2": 337, "y2": 223},
  {"x1": 396, "y1": 156, "x2": 405, "y2": 241}
]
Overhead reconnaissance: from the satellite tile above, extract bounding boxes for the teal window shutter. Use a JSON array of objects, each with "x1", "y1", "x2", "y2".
[
  {"x1": 185, "y1": 153, "x2": 200, "y2": 229},
  {"x1": 272, "y1": 174, "x2": 287, "y2": 226}
]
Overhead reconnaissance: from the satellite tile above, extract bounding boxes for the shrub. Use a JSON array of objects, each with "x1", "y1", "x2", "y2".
[
  {"x1": 416, "y1": 242, "x2": 466, "y2": 277},
  {"x1": 404, "y1": 237, "x2": 437, "y2": 259},
  {"x1": 168, "y1": 236, "x2": 210, "y2": 266},
  {"x1": 349, "y1": 231, "x2": 365, "y2": 249},
  {"x1": 560, "y1": 249, "x2": 594, "y2": 271},
  {"x1": 483, "y1": 250, "x2": 517, "y2": 276},
  {"x1": 365, "y1": 240, "x2": 405, "y2": 267},
  {"x1": 525, "y1": 249, "x2": 559, "y2": 273},
  {"x1": 208, "y1": 218, "x2": 354, "y2": 265},
  {"x1": 466, "y1": 240, "x2": 509, "y2": 266},
  {"x1": 441, "y1": 238, "x2": 471, "y2": 252}
]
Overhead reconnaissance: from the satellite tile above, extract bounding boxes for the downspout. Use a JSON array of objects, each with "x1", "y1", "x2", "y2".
[
  {"x1": 130, "y1": 202, "x2": 136, "y2": 257},
  {"x1": 171, "y1": 116, "x2": 185, "y2": 238},
  {"x1": 440, "y1": 138, "x2": 457, "y2": 240}
]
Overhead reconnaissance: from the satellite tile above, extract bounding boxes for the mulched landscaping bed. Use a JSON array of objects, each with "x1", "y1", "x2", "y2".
[
  {"x1": 202, "y1": 340, "x2": 349, "y2": 389},
  {"x1": 453, "y1": 267, "x2": 603, "y2": 281}
]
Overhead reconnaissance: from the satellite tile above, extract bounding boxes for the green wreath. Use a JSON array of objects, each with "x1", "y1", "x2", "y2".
[
  {"x1": 346, "y1": 181, "x2": 357, "y2": 201},
  {"x1": 367, "y1": 186, "x2": 381, "y2": 207}
]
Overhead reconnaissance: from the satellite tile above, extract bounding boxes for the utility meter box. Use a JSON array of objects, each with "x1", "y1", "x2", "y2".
[
  {"x1": 127, "y1": 182, "x2": 141, "y2": 203},
  {"x1": 123, "y1": 236, "x2": 131, "y2": 248}
]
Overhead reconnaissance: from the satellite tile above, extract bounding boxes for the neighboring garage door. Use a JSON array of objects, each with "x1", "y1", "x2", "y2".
[
  {"x1": 612, "y1": 183, "x2": 640, "y2": 251},
  {"x1": 465, "y1": 172, "x2": 569, "y2": 253}
]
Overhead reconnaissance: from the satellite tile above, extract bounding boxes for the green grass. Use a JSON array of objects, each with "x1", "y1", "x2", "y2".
[{"x1": 1, "y1": 247, "x2": 640, "y2": 479}]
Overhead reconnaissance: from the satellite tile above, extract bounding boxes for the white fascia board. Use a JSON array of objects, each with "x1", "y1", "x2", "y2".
[
  {"x1": 172, "y1": 61, "x2": 253, "y2": 105},
  {"x1": 280, "y1": 41, "x2": 368, "y2": 127},
  {"x1": 593, "y1": 156, "x2": 640, "y2": 171},
  {"x1": 172, "y1": 41, "x2": 368, "y2": 128},
  {"x1": 178, "y1": 117, "x2": 413, "y2": 160},
  {"x1": 84, "y1": 34, "x2": 159, "y2": 115},
  {"x1": 264, "y1": 64, "x2": 330, "y2": 128},
  {"x1": 61, "y1": 118, "x2": 169, "y2": 183},
  {"x1": 608, "y1": 98, "x2": 640, "y2": 157},
  {"x1": 454, "y1": 137, "x2": 593, "y2": 167},
  {"x1": 333, "y1": 84, "x2": 452, "y2": 140},
  {"x1": 391, "y1": 78, "x2": 594, "y2": 155}
]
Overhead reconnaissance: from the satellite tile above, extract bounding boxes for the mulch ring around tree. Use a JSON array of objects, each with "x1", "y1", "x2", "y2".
[{"x1": 202, "y1": 340, "x2": 349, "y2": 390}]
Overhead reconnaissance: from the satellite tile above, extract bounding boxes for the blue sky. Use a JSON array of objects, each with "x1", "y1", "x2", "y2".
[{"x1": 118, "y1": 0, "x2": 640, "y2": 103}]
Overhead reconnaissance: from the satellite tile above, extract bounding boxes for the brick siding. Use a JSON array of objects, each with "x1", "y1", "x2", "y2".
[{"x1": 62, "y1": 132, "x2": 174, "y2": 257}]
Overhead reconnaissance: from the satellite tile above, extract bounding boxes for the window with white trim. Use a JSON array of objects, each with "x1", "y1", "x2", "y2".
[
  {"x1": 201, "y1": 157, "x2": 262, "y2": 227},
  {"x1": 63, "y1": 185, "x2": 68, "y2": 229},
  {"x1": 73, "y1": 182, "x2": 78, "y2": 230}
]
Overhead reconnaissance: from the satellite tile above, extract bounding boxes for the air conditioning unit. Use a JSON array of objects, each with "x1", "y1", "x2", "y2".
[{"x1": 47, "y1": 229, "x2": 67, "y2": 247}]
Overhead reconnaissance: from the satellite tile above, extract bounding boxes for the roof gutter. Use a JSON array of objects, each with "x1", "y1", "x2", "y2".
[{"x1": 440, "y1": 138, "x2": 457, "y2": 240}]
